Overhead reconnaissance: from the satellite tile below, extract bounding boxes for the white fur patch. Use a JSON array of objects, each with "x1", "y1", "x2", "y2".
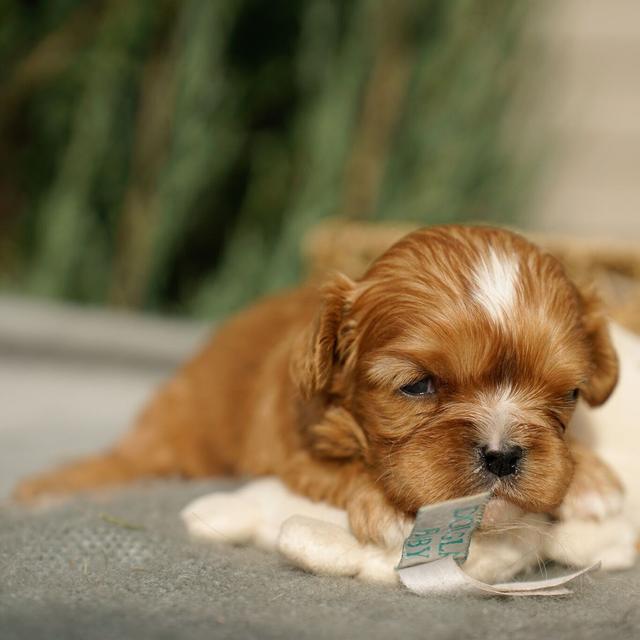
[
  {"x1": 472, "y1": 249, "x2": 520, "y2": 323},
  {"x1": 180, "y1": 478, "x2": 349, "y2": 551},
  {"x1": 543, "y1": 515, "x2": 637, "y2": 571},
  {"x1": 477, "y1": 385, "x2": 518, "y2": 450}
]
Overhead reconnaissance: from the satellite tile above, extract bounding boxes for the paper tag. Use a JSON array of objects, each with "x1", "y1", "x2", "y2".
[
  {"x1": 398, "y1": 492, "x2": 489, "y2": 569},
  {"x1": 396, "y1": 492, "x2": 599, "y2": 597}
]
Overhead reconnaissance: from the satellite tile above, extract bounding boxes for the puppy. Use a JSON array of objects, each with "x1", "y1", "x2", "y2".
[{"x1": 15, "y1": 225, "x2": 623, "y2": 549}]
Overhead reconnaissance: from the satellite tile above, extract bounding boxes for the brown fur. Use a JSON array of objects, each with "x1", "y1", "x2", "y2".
[{"x1": 14, "y1": 226, "x2": 620, "y2": 548}]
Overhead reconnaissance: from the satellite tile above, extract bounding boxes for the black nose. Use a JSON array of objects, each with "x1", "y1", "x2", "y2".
[{"x1": 480, "y1": 446, "x2": 523, "y2": 477}]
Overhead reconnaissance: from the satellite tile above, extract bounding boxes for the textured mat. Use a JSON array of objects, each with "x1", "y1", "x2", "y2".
[{"x1": 2, "y1": 480, "x2": 639, "y2": 640}]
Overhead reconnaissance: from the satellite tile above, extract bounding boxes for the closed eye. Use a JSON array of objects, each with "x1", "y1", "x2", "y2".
[
  {"x1": 399, "y1": 376, "x2": 437, "y2": 398},
  {"x1": 558, "y1": 388, "x2": 580, "y2": 406}
]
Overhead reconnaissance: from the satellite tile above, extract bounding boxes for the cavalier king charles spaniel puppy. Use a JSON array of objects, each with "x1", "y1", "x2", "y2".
[{"x1": 15, "y1": 225, "x2": 623, "y2": 550}]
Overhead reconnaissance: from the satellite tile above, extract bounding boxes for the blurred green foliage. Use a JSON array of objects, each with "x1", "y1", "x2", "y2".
[{"x1": 0, "y1": 0, "x2": 533, "y2": 319}]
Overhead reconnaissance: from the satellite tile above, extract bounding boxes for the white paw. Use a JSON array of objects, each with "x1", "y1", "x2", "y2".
[
  {"x1": 556, "y1": 488, "x2": 624, "y2": 522},
  {"x1": 463, "y1": 514, "x2": 548, "y2": 584},
  {"x1": 544, "y1": 516, "x2": 638, "y2": 571},
  {"x1": 357, "y1": 546, "x2": 400, "y2": 584},
  {"x1": 463, "y1": 537, "x2": 531, "y2": 584},
  {"x1": 379, "y1": 512, "x2": 414, "y2": 550},
  {"x1": 182, "y1": 479, "x2": 352, "y2": 552},
  {"x1": 278, "y1": 515, "x2": 364, "y2": 577},
  {"x1": 180, "y1": 493, "x2": 259, "y2": 544},
  {"x1": 278, "y1": 515, "x2": 400, "y2": 583}
]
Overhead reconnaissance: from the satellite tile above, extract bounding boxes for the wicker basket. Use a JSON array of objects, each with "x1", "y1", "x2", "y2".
[{"x1": 303, "y1": 220, "x2": 640, "y2": 335}]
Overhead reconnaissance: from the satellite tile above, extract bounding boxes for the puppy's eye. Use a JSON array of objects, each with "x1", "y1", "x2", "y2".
[
  {"x1": 400, "y1": 376, "x2": 436, "y2": 397},
  {"x1": 569, "y1": 388, "x2": 580, "y2": 402}
]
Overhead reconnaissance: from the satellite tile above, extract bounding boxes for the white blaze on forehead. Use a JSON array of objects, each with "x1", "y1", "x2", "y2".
[{"x1": 471, "y1": 249, "x2": 520, "y2": 323}]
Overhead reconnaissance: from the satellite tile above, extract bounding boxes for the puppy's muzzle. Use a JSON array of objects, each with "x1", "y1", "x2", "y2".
[{"x1": 480, "y1": 445, "x2": 523, "y2": 478}]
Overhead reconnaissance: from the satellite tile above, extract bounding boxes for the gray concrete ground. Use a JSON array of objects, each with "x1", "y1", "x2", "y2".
[{"x1": 3, "y1": 481, "x2": 640, "y2": 640}]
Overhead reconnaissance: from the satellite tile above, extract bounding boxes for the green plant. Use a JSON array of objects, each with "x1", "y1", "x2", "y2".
[{"x1": 0, "y1": 0, "x2": 535, "y2": 319}]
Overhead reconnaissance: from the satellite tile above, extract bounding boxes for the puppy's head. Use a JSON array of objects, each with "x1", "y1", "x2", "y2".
[{"x1": 293, "y1": 226, "x2": 618, "y2": 515}]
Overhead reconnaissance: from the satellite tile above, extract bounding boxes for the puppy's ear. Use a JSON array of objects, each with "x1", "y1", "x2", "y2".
[
  {"x1": 291, "y1": 273, "x2": 356, "y2": 399},
  {"x1": 578, "y1": 286, "x2": 618, "y2": 406},
  {"x1": 307, "y1": 407, "x2": 368, "y2": 460}
]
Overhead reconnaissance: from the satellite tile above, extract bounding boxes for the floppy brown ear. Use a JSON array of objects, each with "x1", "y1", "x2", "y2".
[
  {"x1": 307, "y1": 406, "x2": 368, "y2": 460},
  {"x1": 578, "y1": 286, "x2": 619, "y2": 406},
  {"x1": 290, "y1": 273, "x2": 356, "y2": 399}
]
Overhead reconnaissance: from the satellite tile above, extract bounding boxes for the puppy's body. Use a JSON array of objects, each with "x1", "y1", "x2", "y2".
[
  {"x1": 16, "y1": 226, "x2": 623, "y2": 548},
  {"x1": 15, "y1": 286, "x2": 359, "y2": 503},
  {"x1": 14, "y1": 287, "x2": 322, "y2": 485}
]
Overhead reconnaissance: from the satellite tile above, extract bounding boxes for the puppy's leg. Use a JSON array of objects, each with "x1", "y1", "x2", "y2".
[
  {"x1": 13, "y1": 449, "x2": 149, "y2": 503},
  {"x1": 278, "y1": 452, "x2": 411, "y2": 549},
  {"x1": 13, "y1": 375, "x2": 221, "y2": 502},
  {"x1": 554, "y1": 439, "x2": 625, "y2": 521},
  {"x1": 544, "y1": 516, "x2": 637, "y2": 571},
  {"x1": 346, "y1": 481, "x2": 413, "y2": 549},
  {"x1": 463, "y1": 513, "x2": 549, "y2": 584}
]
